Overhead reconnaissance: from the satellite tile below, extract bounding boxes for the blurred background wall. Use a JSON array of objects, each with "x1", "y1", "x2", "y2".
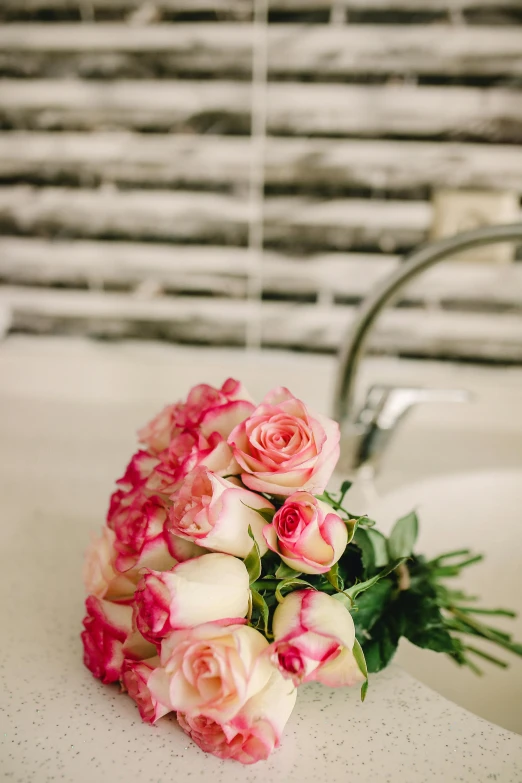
[{"x1": 0, "y1": 0, "x2": 521, "y2": 362}]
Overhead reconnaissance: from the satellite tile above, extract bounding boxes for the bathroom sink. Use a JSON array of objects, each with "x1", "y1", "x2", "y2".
[
  {"x1": 350, "y1": 469, "x2": 522, "y2": 735},
  {"x1": 1, "y1": 336, "x2": 522, "y2": 782}
]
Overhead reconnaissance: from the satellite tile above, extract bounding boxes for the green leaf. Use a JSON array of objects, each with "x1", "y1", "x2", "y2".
[
  {"x1": 243, "y1": 526, "x2": 262, "y2": 584},
  {"x1": 388, "y1": 511, "x2": 419, "y2": 560},
  {"x1": 344, "y1": 515, "x2": 375, "y2": 545},
  {"x1": 325, "y1": 563, "x2": 343, "y2": 592},
  {"x1": 362, "y1": 621, "x2": 402, "y2": 673},
  {"x1": 399, "y1": 589, "x2": 461, "y2": 654},
  {"x1": 351, "y1": 579, "x2": 393, "y2": 638},
  {"x1": 338, "y1": 480, "x2": 353, "y2": 507},
  {"x1": 275, "y1": 577, "x2": 314, "y2": 604},
  {"x1": 242, "y1": 503, "x2": 275, "y2": 524},
  {"x1": 352, "y1": 638, "x2": 369, "y2": 701},
  {"x1": 409, "y1": 626, "x2": 459, "y2": 654},
  {"x1": 354, "y1": 528, "x2": 389, "y2": 574},
  {"x1": 275, "y1": 562, "x2": 302, "y2": 580},
  {"x1": 250, "y1": 589, "x2": 270, "y2": 636},
  {"x1": 345, "y1": 518, "x2": 358, "y2": 545},
  {"x1": 340, "y1": 479, "x2": 353, "y2": 496},
  {"x1": 344, "y1": 558, "x2": 406, "y2": 603},
  {"x1": 356, "y1": 517, "x2": 376, "y2": 529}
]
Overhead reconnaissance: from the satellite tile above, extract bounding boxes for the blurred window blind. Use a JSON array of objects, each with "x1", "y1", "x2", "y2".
[{"x1": 0, "y1": 0, "x2": 521, "y2": 360}]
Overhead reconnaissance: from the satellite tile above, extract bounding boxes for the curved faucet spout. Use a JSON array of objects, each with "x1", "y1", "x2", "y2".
[{"x1": 333, "y1": 223, "x2": 522, "y2": 427}]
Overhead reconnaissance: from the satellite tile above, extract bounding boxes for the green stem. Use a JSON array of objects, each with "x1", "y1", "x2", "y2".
[
  {"x1": 464, "y1": 645, "x2": 509, "y2": 669},
  {"x1": 446, "y1": 616, "x2": 511, "y2": 643},
  {"x1": 450, "y1": 554, "x2": 484, "y2": 569},
  {"x1": 457, "y1": 606, "x2": 517, "y2": 618},
  {"x1": 451, "y1": 608, "x2": 522, "y2": 656},
  {"x1": 442, "y1": 589, "x2": 479, "y2": 603},
  {"x1": 251, "y1": 579, "x2": 280, "y2": 591},
  {"x1": 431, "y1": 555, "x2": 484, "y2": 579},
  {"x1": 461, "y1": 656, "x2": 484, "y2": 676},
  {"x1": 429, "y1": 549, "x2": 471, "y2": 564}
]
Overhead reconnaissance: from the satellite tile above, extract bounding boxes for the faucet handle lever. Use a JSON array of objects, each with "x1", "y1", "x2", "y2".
[
  {"x1": 342, "y1": 384, "x2": 471, "y2": 473},
  {"x1": 359, "y1": 384, "x2": 471, "y2": 432}
]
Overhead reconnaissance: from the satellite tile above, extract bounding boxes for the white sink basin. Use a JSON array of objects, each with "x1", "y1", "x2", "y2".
[
  {"x1": 350, "y1": 470, "x2": 522, "y2": 735},
  {"x1": 1, "y1": 336, "x2": 522, "y2": 782}
]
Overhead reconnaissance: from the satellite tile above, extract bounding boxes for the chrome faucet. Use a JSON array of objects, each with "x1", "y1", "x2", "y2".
[{"x1": 333, "y1": 223, "x2": 522, "y2": 472}]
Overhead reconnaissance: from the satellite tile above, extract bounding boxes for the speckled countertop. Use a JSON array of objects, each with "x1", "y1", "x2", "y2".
[{"x1": 1, "y1": 337, "x2": 521, "y2": 783}]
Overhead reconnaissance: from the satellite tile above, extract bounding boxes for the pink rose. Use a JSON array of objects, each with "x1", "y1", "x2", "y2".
[
  {"x1": 81, "y1": 596, "x2": 154, "y2": 684},
  {"x1": 177, "y1": 668, "x2": 296, "y2": 764},
  {"x1": 228, "y1": 387, "x2": 340, "y2": 496},
  {"x1": 134, "y1": 553, "x2": 250, "y2": 645},
  {"x1": 165, "y1": 467, "x2": 272, "y2": 558},
  {"x1": 113, "y1": 449, "x2": 158, "y2": 491},
  {"x1": 106, "y1": 450, "x2": 178, "y2": 572},
  {"x1": 137, "y1": 402, "x2": 185, "y2": 456},
  {"x1": 107, "y1": 449, "x2": 201, "y2": 574},
  {"x1": 263, "y1": 492, "x2": 348, "y2": 575},
  {"x1": 138, "y1": 379, "x2": 253, "y2": 456},
  {"x1": 138, "y1": 380, "x2": 255, "y2": 493},
  {"x1": 121, "y1": 656, "x2": 171, "y2": 724},
  {"x1": 108, "y1": 490, "x2": 176, "y2": 573},
  {"x1": 268, "y1": 590, "x2": 365, "y2": 688},
  {"x1": 144, "y1": 430, "x2": 233, "y2": 496},
  {"x1": 82, "y1": 527, "x2": 137, "y2": 600},
  {"x1": 149, "y1": 621, "x2": 272, "y2": 723}
]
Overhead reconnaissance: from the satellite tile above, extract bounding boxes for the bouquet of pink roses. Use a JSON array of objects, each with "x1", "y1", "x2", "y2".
[{"x1": 82, "y1": 379, "x2": 522, "y2": 764}]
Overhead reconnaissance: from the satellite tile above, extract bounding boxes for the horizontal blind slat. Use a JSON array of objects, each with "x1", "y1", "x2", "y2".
[
  {"x1": 2, "y1": 285, "x2": 521, "y2": 360},
  {"x1": 0, "y1": 186, "x2": 435, "y2": 249},
  {"x1": 0, "y1": 0, "x2": 519, "y2": 13},
  {"x1": 2, "y1": 237, "x2": 522, "y2": 308},
  {"x1": 1, "y1": 80, "x2": 521, "y2": 141},
  {"x1": 1, "y1": 132, "x2": 522, "y2": 192},
  {"x1": 1, "y1": 24, "x2": 521, "y2": 77}
]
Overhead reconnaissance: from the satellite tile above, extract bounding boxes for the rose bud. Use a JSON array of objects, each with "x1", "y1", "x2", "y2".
[
  {"x1": 133, "y1": 553, "x2": 250, "y2": 645},
  {"x1": 268, "y1": 590, "x2": 365, "y2": 688},
  {"x1": 178, "y1": 668, "x2": 297, "y2": 764},
  {"x1": 81, "y1": 596, "x2": 154, "y2": 684},
  {"x1": 149, "y1": 621, "x2": 272, "y2": 723},
  {"x1": 165, "y1": 467, "x2": 272, "y2": 558},
  {"x1": 121, "y1": 656, "x2": 171, "y2": 724},
  {"x1": 263, "y1": 492, "x2": 348, "y2": 575},
  {"x1": 228, "y1": 387, "x2": 339, "y2": 497}
]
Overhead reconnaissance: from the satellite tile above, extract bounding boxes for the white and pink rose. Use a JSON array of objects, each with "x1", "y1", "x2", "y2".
[
  {"x1": 83, "y1": 527, "x2": 137, "y2": 600},
  {"x1": 268, "y1": 590, "x2": 364, "y2": 688},
  {"x1": 140, "y1": 380, "x2": 255, "y2": 495},
  {"x1": 121, "y1": 656, "x2": 171, "y2": 724},
  {"x1": 177, "y1": 668, "x2": 296, "y2": 764},
  {"x1": 149, "y1": 621, "x2": 272, "y2": 723},
  {"x1": 165, "y1": 467, "x2": 272, "y2": 558},
  {"x1": 138, "y1": 379, "x2": 253, "y2": 456},
  {"x1": 264, "y1": 491, "x2": 348, "y2": 575},
  {"x1": 81, "y1": 596, "x2": 154, "y2": 684},
  {"x1": 133, "y1": 553, "x2": 250, "y2": 645},
  {"x1": 108, "y1": 490, "x2": 175, "y2": 573}
]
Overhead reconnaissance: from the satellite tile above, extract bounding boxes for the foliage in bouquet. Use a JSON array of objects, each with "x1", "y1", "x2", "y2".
[{"x1": 81, "y1": 380, "x2": 522, "y2": 765}]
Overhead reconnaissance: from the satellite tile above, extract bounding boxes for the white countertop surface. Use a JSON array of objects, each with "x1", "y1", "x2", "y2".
[{"x1": 1, "y1": 336, "x2": 521, "y2": 783}]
